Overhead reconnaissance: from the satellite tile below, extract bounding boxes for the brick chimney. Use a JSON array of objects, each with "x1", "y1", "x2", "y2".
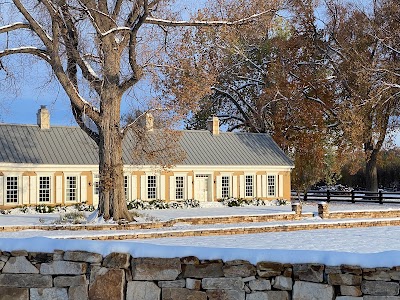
[
  {"x1": 145, "y1": 112, "x2": 154, "y2": 132},
  {"x1": 207, "y1": 116, "x2": 220, "y2": 135},
  {"x1": 37, "y1": 105, "x2": 50, "y2": 130}
]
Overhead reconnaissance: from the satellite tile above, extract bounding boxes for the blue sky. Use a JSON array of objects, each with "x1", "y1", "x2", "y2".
[{"x1": 0, "y1": 1, "x2": 206, "y2": 127}]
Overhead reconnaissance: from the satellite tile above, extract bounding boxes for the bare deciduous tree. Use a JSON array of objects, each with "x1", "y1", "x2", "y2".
[{"x1": 0, "y1": 0, "x2": 273, "y2": 220}]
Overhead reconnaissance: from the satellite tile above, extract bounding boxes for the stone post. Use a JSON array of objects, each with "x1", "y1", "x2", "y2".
[
  {"x1": 291, "y1": 203, "x2": 302, "y2": 216},
  {"x1": 318, "y1": 202, "x2": 329, "y2": 219}
]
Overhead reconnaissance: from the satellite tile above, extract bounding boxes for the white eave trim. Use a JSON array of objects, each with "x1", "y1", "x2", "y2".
[{"x1": 0, "y1": 163, "x2": 294, "y2": 172}]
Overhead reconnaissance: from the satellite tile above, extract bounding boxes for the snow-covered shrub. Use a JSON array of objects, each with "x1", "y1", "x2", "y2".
[
  {"x1": 249, "y1": 198, "x2": 267, "y2": 206},
  {"x1": 182, "y1": 199, "x2": 200, "y2": 208},
  {"x1": 55, "y1": 212, "x2": 86, "y2": 224},
  {"x1": 220, "y1": 198, "x2": 246, "y2": 207},
  {"x1": 148, "y1": 199, "x2": 169, "y2": 209},
  {"x1": 168, "y1": 201, "x2": 182, "y2": 209},
  {"x1": 276, "y1": 199, "x2": 288, "y2": 206},
  {"x1": 52, "y1": 205, "x2": 68, "y2": 213},
  {"x1": 74, "y1": 202, "x2": 95, "y2": 212},
  {"x1": 19, "y1": 205, "x2": 30, "y2": 213},
  {"x1": 35, "y1": 204, "x2": 54, "y2": 213},
  {"x1": 127, "y1": 199, "x2": 150, "y2": 210}
]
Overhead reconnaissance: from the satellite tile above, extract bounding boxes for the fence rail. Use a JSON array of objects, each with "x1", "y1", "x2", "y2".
[{"x1": 291, "y1": 190, "x2": 400, "y2": 204}]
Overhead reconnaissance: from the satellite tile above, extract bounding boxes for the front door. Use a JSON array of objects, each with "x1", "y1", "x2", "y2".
[{"x1": 195, "y1": 175, "x2": 209, "y2": 202}]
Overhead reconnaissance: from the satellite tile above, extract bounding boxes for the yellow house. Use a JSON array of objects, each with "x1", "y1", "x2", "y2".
[{"x1": 0, "y1": 107, "x2": 293, "y2": 209}]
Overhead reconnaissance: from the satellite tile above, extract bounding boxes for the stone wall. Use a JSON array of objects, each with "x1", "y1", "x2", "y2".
[{"x1": 0, "y1": 249, "x2": 399, "y2": 300}]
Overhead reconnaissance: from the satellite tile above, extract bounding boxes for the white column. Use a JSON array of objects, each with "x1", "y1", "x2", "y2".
[
  {"x1": 80, "y1": 175, "x2": 87, "y2": 203},
  {"x1": 239, "y1": 175, "x2": 245, "y2": 198},
  {"x1": 22, "y1": 176, "x2": 29, "y2": 204},
  {"x1": 140, "y1": 175, "x2": 146, "y2": 200},
  {"x1": 160, "y1": 175, "x2": 166, "y2": 200},
  {"x1": 30, "y1": 176, "x2": 37, "y2": 204},
  {"x1": 232, "y1": 176, "x2": 237, "y2": 198},
  {"x1": 187, "y1": 176, "x2": 193, "y2": 199},
  {"x1": 256, "y1": 175, "x2": 262, "y2": 198},
  {"x1": 216, "y1": 175, "x2": 222, "y2": 199},
  {"x1": 56, "y1": 176, "x2": 63, "y2": 204},
  {"x1": 131, "y1": 175, "x2": 137, "y2": 200},
  {"x1": 278, "y1": 174, "x2": 284, "y2": 198}
]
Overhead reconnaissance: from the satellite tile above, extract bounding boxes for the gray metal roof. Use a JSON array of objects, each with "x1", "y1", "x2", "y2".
[{"x1": 0, "y1": 124, "x2": 293, "y2": 167}]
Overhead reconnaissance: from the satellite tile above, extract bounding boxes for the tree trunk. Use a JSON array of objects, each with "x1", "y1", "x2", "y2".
[
  {"x1": 365, "y1": 151, "x2": 379, "y2": 192},
  {"x1": 97, "y1": 95, "x2": 133, "y2": 222}
]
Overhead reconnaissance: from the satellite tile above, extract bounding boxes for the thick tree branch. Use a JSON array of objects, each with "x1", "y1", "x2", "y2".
[
  {"x1": 12, "y1": 0, "x2": 53, "y2": 48},
  {"x1": 144, "y1": 10, "x2": 276, "y2": 27},
  {"x1": 0, "y1": 23, "x2": 30, "y2": 33},
  {"x1": 0, "y1": 47, "x2": 50, "y2": 62}
]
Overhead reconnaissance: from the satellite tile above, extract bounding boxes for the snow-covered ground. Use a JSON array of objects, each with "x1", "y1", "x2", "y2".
[{"x1": 1, "y1": 202, "x2": 400, "y2": 267}]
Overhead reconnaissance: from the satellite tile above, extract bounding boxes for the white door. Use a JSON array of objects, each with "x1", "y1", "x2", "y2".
[
  {"x1": 93, "y1": 174, "x2": 100, "y2": 208},
  {"x1": 195, "y1": 175, "x2": 209, "y2": 202}
]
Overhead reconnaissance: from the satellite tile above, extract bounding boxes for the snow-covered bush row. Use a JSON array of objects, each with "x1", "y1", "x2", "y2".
[
  {"x1": 0, "y1": 202, "x2": 95, "y2": 215},
  {"x1": 219, "y1": 198, "x2": 289, "y2": 207},
  {"x1": 127, "y1": 199, "x2": 200, "y2": 210}
]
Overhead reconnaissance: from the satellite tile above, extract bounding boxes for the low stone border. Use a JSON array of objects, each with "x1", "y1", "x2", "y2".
[
  {"x1": 79, "y1": 217, "x2": 400, "y2": 240},
  {"x1": 0, "y1": 211, "x2": 312, "y2": 232},
  {"x1": 0, "y1": 249, "x2": 399, "y2": 300}
]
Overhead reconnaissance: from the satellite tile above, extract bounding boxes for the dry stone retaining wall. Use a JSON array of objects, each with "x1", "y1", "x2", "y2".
[{"x1": 0, "y1": 249, "x2": 399, "y2": 300}]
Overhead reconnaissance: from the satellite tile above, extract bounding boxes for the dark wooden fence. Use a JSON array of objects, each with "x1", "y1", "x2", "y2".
[{"x1": 291, "y1": 190, "x2": 400, "y2": 204}]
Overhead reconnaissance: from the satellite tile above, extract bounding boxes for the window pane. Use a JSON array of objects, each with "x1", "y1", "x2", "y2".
[
  {"x1": 66, "y1": 176, "x2": 77, "y2": 201},
  {"x1": 268, "y1": 175, "x2": 276, "y2": 197},
  {"x1": 221, "y1": 176, "x2": 230, "y2": 198},
  {"x1": 147, "y1": 175, "x2": 157, "y2": 200},
  {"x1": 124, "y1": 176, "x2": 129, "y2": 201},
  {"x1": 245, "y1": 175, "x2": 253, "y2": 197},
  {"x1": 39, "y1": 176, "x2": 51, "y2": 202},
  {"x1": 94, "y1": 174, "x2": 100, "y2": 195},
  {"x1": 6, "y1": 176, "x2": 18, "y2": 203},
  {"x1": 175, "y1": 176, "x2": 184, "y2": 200}
]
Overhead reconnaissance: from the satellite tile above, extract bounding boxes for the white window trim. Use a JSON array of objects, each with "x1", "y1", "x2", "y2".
[
  {"x1": 173, "y1": 172, "x2": 188, "y2": 201},
  {"x1": 267, "y1": 173, "x2": 278, "y2": 197},
  {"x1": 37, "y1": 173, "x2": 53, "y2": 203},
  {"x1": 124, "y1": 173, "x2": 131, "y2": 202},
  {"x1": 64, "y1": 173, "x2": 80, "y2": 202},
  {"x1": 145, "y1": 172, "x2": 160, "y2": 200},
  {"x1": 3, "y1": 172, "x2": 23, "y2": 205},
  {"x1": 244, "y1": 173, "x2": 256, "y2": 198}
]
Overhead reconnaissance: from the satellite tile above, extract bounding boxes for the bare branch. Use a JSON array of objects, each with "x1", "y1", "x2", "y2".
[
  {"x1": 0, "y1": 47, "x2": 50, "y2": 62},
  {"x1": 144, "y1": 10, "x2": 276, "y2": 27},
  {"x1": 0, "y1": 22, "x2": 30, "y2": 34},
  {"x1": 12, "y1": 0, "x2": 53, "y2": 48}
]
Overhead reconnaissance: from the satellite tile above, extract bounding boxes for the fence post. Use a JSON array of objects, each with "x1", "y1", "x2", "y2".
[
  {"x1": 304, "y1": 192, "x2": 307, "y2": 202},
  {"x1": 379, "y1": 190, "x2": 383, "y2": 204},
  {"x1": 351, "y1": 190, "x2": 355, "y2": 203},
  {"x1": 327, "y1": 190, "x2": 331, "y2": 202}
]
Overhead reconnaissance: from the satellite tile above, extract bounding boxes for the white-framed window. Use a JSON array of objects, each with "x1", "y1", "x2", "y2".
[
  {"x1": 6, "y1": 176, "x2": 18, "y2": 203},
  {"x1": 245, "y1": 175, "x2": 254, "y2": 197},
  {"x1": 221, "y1": 176, "x2": 230, "y2": 198},
  {"x1": 93, "y1": 174, "x2": 100, "y2": 196},
  {"x1": 66, "y1": 176, "x2": 78, "y2": 201},
  {"x1": 268, "y1": 175, "x2": 276, "y2": 197},
  {"x1": 39, "y1": 176, "x2": 51, "y2": 202},
  {"x1": 175, "y1": 176, "x2": 184, "y2": 200},
  {"x1": 147, "y1": 175, "x2": 157, "y2": 200},
  {"x1": 124, "y1": 175, "x2": 129, "y2": 201}
]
